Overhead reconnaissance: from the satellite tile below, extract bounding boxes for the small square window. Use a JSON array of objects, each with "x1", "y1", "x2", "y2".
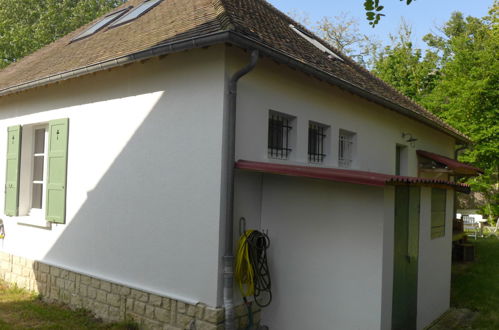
[
  {"x1": 308, "y1": 122, "x2": 328, "y2": 163},
  {"x1": 338, "y1": 129, "x2": 356, "y2": 168},
  {"x1": 268, "y1": 111, "x2": 294, "y2": 160}
]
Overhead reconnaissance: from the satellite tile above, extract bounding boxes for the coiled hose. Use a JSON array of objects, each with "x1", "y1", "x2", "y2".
[{"x1": 235, "y1": 230, "x2": 272, "y2": 308}]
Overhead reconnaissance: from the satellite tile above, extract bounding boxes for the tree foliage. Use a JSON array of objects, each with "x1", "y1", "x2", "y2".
[
  {"x1": 372, "y1": 4, "x2": 499, "y2": 219},
  {"x1": 0, "y1": 0, "x2": 126, "y2": 69},
  {"x1": 364, "y1": 0, "x2": 415, "y2": 27}
]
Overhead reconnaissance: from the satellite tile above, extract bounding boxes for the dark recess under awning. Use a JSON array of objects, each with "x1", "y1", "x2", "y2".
[{"x1": 416, "y1": 150, "x2": 483, "y2": 176}]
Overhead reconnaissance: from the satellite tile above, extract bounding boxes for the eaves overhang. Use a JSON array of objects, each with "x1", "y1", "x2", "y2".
[{"x1": 0, "y1": 30, "x2": 470, "y2": 144}]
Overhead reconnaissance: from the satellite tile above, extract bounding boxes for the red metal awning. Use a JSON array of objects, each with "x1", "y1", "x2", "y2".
[
  {"x1": 417, "y1": 150, "x2": 483, "y2": 176},
  {"x1": 235, "y1": 160, "x2": 471, "y2": 193}
]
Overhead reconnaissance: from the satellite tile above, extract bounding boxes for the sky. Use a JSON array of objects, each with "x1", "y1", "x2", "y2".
[{"x1": 267, "y1": 0, "x2": 493, "y2": 49}]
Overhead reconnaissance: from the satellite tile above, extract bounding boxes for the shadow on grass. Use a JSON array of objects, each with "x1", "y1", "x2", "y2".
[
  {"x1": 451, "y1": 236, "x2": 499, "y2": 330},
  {"x1": 0, "y1": 282, "x2": 137, "y2": 330}
]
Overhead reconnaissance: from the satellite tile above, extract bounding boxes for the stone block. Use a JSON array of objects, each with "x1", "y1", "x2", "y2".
[
  {"x1": 186, "y1": 304, "x2": 196, "y2": 317},
  {"x1": 81, "y1": 275, "x2": 91, "y2": 285},
  {"x1": 50, "y1": 266, "x2": 60, "y2": 277},
  {"x1": 204, "y1": 307, "x2": 224, "y2": 324},
  {"x1": 149, "y1": 294, "x2": 162, "y2": 306},
  {"x1": 94, "y1": 301, "x2": 109, "y2": 320},
  {"x1": 126, "y1": 298, "x2": 134, "y2": 312},
  {"x1": 87, "y1": 287, "x2": 97, "y2": 299},
  {"x1": 107, "y1": 293, "x2": 121, "y2": 307},
  {"x1": 196, "y1": 304, "x2": 206, "y2": 320},
  {"x1": 91, "y1": 278, "x2": 101, "y2": 288},
  {"x1": 176, "y1": 313, "x2": 194, "y2": 328},
  {"x1": 109, "y1": 306, "x2": 121, "y2": 322},
  {"x1": 96, "y1": 289, "x2": 107, "y2": 303},
  {"x1": 162, "y1": 297, "x2": 171, "y2": 310},
  {"x1": 64, "y1": 279, "x2": 74, "y2": 290},
  {"x1": 60, "y1": 270, "x2": 69, "y2": 279},
  {"x1": 38, "y1": 263, "x2": 50, "y2": 274},
  {"x1": 143, "y1": 318, "x2": 163, "y2": 330},
  {"x1": 131, "y1": 289, "x2": 149, "y2": 302},
  {"x1": 134, "y1": 301, "x2": 146, "y2": 315},
  {"x1": 68, "y1": 272, "x2": 76, "y2": 282},
  {"x1": 79, "y1": 284, "x2": 88, "y2": 297},
  {"x1": 55, "y1": 278, "x2": 65, "y2": 289},
  {"x1": 100, "y1": 280, "x2": 111, "y2": 293},
  {"x1": 177, "y1": 302, "x2": 186, "y2": 314},
  {"x1": 195, "y1": 320, "x2": 223, "y2": 330},
  {"x1": 145, "y1": 304, "x2": 155, "y2": 319},
  {"x1": 38, "y1": 273, "x2": 48, "y2": 283},
  {"x1": 154, "y1": 307, "x2": 170, "y2": 323}
]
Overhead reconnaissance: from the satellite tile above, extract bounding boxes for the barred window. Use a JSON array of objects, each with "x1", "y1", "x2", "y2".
[
  {"x1": 338, "y1": 130, "x2": 355, "y2": 168},
  {"x1": 268, "y1": 112, "x2": 293, "y2": 159},
  {"x1": 308, "y1": 123, "x2": 327, "y2": 163}
]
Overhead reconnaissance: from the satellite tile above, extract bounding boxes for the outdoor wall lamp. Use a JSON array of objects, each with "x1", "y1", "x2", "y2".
[{"x1": 402, "y1": 132, "x2": 418, "y2": 147}]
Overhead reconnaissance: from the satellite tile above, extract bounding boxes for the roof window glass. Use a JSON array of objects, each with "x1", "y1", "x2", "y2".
[
  {"x1": 110, "y1": 0, "x2": 162, "y2": 27},
  {"x1": 72, "y1": 8, "x2": 129, "y2": 42},
  {"x1": 289, "y1": 24, "x2": 344, "y2": 61}
]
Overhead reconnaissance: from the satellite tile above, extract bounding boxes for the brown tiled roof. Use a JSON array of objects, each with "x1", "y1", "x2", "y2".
[{"x1": 0, "y1": 0, "x2": 469, "y2": 142}]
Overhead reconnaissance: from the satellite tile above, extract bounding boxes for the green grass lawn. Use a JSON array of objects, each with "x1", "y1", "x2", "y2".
[
  {"x1": 0, "y1": 282, "x2": 137, "y2": 329},
  {"x1": 451, "y1": 236, "x2": 499, "y2": 329}
]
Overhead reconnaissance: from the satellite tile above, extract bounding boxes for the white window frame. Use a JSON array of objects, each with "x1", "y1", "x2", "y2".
[
  {"x1": 16, "y1": 123, "x2": 51, "y2": 228},
  {"x1": 28, "y1": 125, "x2": 48, "y2": 217},
  {"x1": 338, "y1": 129, "x2": 356, "y2": 168}
]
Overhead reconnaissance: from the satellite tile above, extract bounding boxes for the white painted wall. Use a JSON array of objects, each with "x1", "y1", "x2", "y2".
[
  {"x1": 417, "y1": 187, "x2": 454, "y2": 329},
  {"x1": 0, "y1": 47, "x2": 226, "y2": 306},
  {"x1": 229, "y1": 47, "x2": 458, "y2": 329},
  {"x1": 232, "y1": 173, "x2": 386, "y2": 330},
  {"x1": 229, "y1": 47, "x2": 455, "y2": 176}
]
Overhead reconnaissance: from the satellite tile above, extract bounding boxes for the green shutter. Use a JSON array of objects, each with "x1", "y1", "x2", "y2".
[
  {"x1": 5, "y1": 125, "x2": 22, "y2": 216},
  {"x1": 45, "y1": 119, "x2": 69, "y2": 224}
]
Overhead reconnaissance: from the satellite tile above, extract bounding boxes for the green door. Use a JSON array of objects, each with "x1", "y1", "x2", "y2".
[{"x1": 392, "y1": 186, "x2": 420, "y2": 330}]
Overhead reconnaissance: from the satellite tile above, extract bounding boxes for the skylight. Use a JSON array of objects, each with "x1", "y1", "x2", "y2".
[
  {"x1": 110, "y1": 0, "x2": 163, "y2": 27},
  {"x1": 289, "y1": 25, "x2": 344, "y2": 62},
  {"x1": 72, "y1": 9, "x2": 129, "y2": 42}
]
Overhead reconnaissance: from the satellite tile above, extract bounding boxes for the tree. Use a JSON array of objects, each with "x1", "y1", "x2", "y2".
[
  {"x1": 289, "y1": 11, "x2": 381, "y2": 66},
  {"x1": 372, "y1": 4, "x2": 498, "y2": 220},
  {"x1": 364, "y1": 0, "x2": 415, "y2": 27},
  {"x1": 371, "y1": 20, "x2": 439, "y2": 102},
  {"x1": 421, "y1": 6, "x2": 499, "y2": 220},
  {"x1": 0, "y1": 0, "x2": 126, "y2": 69}
]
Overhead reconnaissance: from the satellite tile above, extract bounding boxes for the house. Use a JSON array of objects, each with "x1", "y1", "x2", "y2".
[{"x1": 0, "y1": 0, "x2": 482, "y2": 329}]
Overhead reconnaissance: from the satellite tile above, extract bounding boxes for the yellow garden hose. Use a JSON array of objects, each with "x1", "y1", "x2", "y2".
[
  {"x1": 235, "y1": 230, "x2": 255, "y2": 297},
  {"x1": 235, "y1": 229, "x2": 272, "y2": 308}
]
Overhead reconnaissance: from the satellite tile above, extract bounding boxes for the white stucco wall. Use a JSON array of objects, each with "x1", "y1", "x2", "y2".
[
  {"x1": 229, "y1": 47, "x2": 457, "y2": 329},
  {"x1": 229, "y1": 48, "x2": 455, "y2": 176},
  {"x1": 417, "y1": 187, "x2": 454, "y2": 329},
  {"x1": 0, "y1": 47, "x2": 226, "y2": 306},
  {"x1": 233, "y1": 171, "x2": 386, "y2": 330}
]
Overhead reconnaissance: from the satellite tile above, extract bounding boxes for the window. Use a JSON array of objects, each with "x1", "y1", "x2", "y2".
[
  {"x1": 395, "y1": 145, "x2": 408, "y2": 175},
  {"x1": 289, "y1": 24, "x2": 343, "y2": 61},
  {"x1": 431, "y1": 188, "x2": 446, "y2": 239},
  {"x1": 110, "y1": 0, "x2": 162, "y2": 28},
  {"x1": 268, "y1": 111, "x2": 294, "y2": 160},
  {"x1": 71, "y1": 8, "x2": 129, "y2": 42},
  {"x1": 30, "y1": 127, "x2": 47, "y2": 214},
  {"x1": 308, "y1": 122, "x2": 328, "y2": 163},
  {"x1": 4, "y1": 119, "x2": 69, "y2": 224},
  {"x1": 338, "y1": 129, "x2": 355, "y2": 168}
]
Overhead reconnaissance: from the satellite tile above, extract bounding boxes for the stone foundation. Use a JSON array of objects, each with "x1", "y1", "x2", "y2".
[{"x1": 0, "y1": 252, "x2": 260, "y2": 329}]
